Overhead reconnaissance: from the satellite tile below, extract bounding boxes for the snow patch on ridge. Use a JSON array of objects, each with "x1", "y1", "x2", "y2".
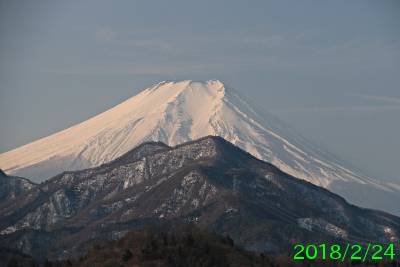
[{"x1": 297, "y1": 218, "x2": 347, "y2": 238}]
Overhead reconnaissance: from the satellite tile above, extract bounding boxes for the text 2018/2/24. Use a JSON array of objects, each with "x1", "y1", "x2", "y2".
[{"x1": 294, "y1": 244, "x2": 396, "y2": 261}]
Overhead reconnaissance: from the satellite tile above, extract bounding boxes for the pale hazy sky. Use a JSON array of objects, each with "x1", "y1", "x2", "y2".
[{"x1": 1, "y1": 0, "x2": 399, "y2": 180}]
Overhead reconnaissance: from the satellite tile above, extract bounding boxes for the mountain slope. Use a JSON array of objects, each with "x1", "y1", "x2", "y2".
[
  {"x1": 0, "y1": 169, "x2": 36, "y2": 204},
  {"x1": 0, "y1": 136, "x2": 399, "y2": 261},
  {"x1": 0, "y1": 80, "x2": 399, "y2": 215}
]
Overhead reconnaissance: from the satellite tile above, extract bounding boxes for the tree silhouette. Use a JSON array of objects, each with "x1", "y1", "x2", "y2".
[
  {"x1": 6, "y1": 258, "x2": 19, "y2": 267},
  {"x1": 121, "y1": 249, "x2": 133, "y2": 262}
]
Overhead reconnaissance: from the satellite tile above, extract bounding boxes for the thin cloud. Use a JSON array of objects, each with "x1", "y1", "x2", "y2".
[
  {"x1": 93, "y1": 26, "x2": 170, "y2": 51},
  {"x1": 93, "y1": 27, "x2": 115, "y2": 42},
  {"x1": 242, "y1": 35, "x2": 283, "y2": 46},
  {"x1": 272, "y1": 105, "x2": 400, "y2": 116},
  {"x1": 37, "y1": 61, "x2": 223, "y2": 75},
  {"x1": 348, "y1": 93, "x2": 400, "y2": 104},
  {"x1": 122, "y1": 40, "x2": 170, "y2": 50}
]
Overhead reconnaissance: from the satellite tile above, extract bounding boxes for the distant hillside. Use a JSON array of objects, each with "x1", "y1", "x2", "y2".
[{"x1": 0, "y1": 168, "x2": 36, "y2": 204}]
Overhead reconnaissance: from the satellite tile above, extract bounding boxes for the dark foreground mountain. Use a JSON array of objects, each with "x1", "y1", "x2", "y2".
[{"x1": 0, "y1": 136, "x2": 399, "y2": 262}]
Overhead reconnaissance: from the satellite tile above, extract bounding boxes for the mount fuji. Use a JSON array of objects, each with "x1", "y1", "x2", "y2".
[{"x1": 1, "y1": 80, "x2": 399, "y2": 215}]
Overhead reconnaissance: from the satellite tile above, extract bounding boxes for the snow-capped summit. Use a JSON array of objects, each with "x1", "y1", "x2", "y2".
[{"x1": 1, "y1": 80, "x2": 399, "y2": 215}]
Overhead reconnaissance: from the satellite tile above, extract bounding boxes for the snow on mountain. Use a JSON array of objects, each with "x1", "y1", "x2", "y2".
[{"x1": 0, "y1": 80, "x2": 399, "y2": 215}]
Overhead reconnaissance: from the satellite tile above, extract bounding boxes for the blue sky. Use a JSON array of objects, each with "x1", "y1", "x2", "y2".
[{"x1": 0, "y1": 0, "x2": 399, "y2": 180}]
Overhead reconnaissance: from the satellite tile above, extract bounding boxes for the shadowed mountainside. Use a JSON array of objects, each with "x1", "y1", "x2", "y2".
[{"x1": 0, "y1": 136, "x2": 399, "y2": 262}]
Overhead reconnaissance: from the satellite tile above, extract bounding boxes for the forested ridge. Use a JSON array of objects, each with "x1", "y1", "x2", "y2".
[{"x1": 4, "y1": 223, "x2": 399, "y2": 267}]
